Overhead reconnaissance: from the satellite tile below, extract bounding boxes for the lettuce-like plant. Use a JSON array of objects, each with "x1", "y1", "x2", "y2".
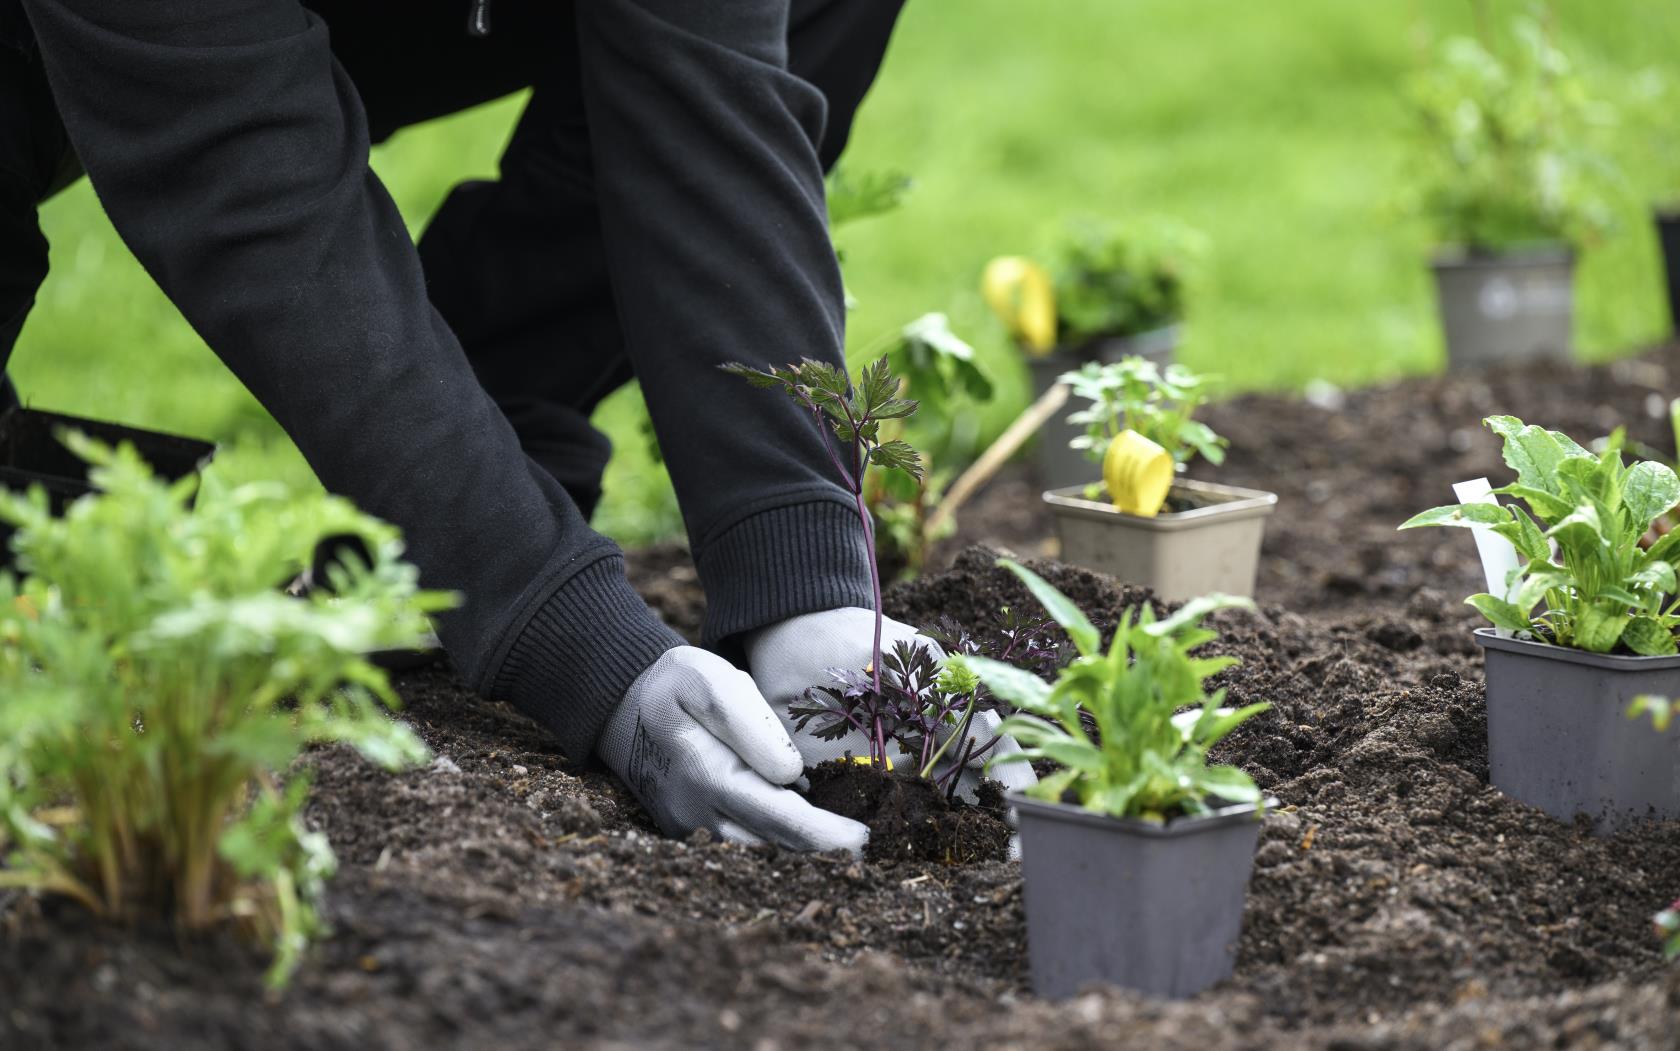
[
  {"x1": 0, "y1": 436, "x2": 450, "y2": 985},
  {"x1": 1401, "y1": 415, "x2": 1680, "y2": 654},
  {"x1": 966, "y1": 558, "x2": 1268, "y2": 822},
  {"x1": 1063, "y1": 355, "x2": 1227, "y2": 469}
]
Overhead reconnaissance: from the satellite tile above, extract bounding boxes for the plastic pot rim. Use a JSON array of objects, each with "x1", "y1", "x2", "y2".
[
  {"x1": 1008, "y1": 792, "x2": 1276, "y2": 838},
  {"x1": 1042, "y1": 478, "x2": 1277, "y2": 531},
  {"x1": 1474, "y1": 627, "x2": 1680, "y2": 671},
  {"x1": 1429, "y1": 243, "x2": 1575, "y2": 269}
]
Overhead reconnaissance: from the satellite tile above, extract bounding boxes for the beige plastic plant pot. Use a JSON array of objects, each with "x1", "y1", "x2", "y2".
[
  {"x1": 1476, "y1": 629, "x2": 1680, "y2": 834},
  {"x1": 1043, "y1": 479, "x2": 1276, "y2": 601},
  {"x1": 1013, "y1": 793, "x2": 1271, "y2": 999}
]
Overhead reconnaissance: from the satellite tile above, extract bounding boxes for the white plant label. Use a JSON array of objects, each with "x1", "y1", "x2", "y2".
[{"x1": 1453, "y1": 478, "x2": 1521, "y2": 638}]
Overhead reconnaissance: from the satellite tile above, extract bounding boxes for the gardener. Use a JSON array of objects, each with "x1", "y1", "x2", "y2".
[{"x1": 0, "y1": 0, "x2": 1030, "y2": 852}]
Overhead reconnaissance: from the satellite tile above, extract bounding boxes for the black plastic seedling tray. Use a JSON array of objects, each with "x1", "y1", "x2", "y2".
[{"x1": 0, "y1": 406, "x2": 215, "y2": 566}]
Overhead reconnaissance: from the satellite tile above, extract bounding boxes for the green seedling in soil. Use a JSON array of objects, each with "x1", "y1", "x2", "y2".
[
  {"x1": 1049, "y1": 216, "x2": 1206, "y2": 346},
  {"x1": 869, "y1": 313, "x2": 994, "y2": 577},
  {"x1": 1402, "y1": 415, "x2": 1680, "y2": 655},
  {"x1": 723, "y1": 356, "x2": 1030, "y2": 785},
  {"x1": 1062, "y1": 355, "x2": 1227, "y2": 472},
  {"x1": 966, "y1": 558, "x2": 1268, "y2": 822},
  {"x1": 1406, "y1": 11, "x2": 1618, "y2": 251},
  {"x1": 789, "y1": 610, "x2": 1058, "y2": 798},
  {"x1": 0, "y1": 435, "x2": 451, "y2": 986},
  {"x1": 721, "y1": 356, "x2": 922, "y2": 769}
]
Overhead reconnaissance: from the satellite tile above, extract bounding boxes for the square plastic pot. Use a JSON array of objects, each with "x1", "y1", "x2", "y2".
[
  {"x1": 1656, "y1": 209, "x2": 1680, "y2": 338},
  {"x1": 1043, "y1": 478, "x2": 1276, "y2": 601},
  {"x1": 1430, "y1": 247, "x2": 1573, "y2": 370},
  {"x1": 1028, "y1": 325, "x2": 1179, "y2": 492},
  {"x1": 1476, "y1": 629, "x2": 1680, "y2": 834},
  {"x1": 0, "y1": 407, "x2": 215, "y2": 565},
  {"x1": 1013, "y1": 794, "x2": 1268, "y2": 1000}
]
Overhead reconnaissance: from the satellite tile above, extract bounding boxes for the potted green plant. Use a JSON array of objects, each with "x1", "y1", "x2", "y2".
[
  {"x1": 1402, "y1": 415, "x2": 1680, "y2": 832},
  {"x1": 983, "y1": 217, "x2": 1206, "y2": 490},
  {"x1": 1408, "y1": 15, "x2": 1617, "y2": 370},
  {"x1": 965, "y1": 559, "x2": 1270, "y2": 999},
  {"x1": 0, "y1": 435, "x2": 448, "y2": 985},
  {"x1": 1042, "y1": 356, "x2": 1274, "y2": 601}
]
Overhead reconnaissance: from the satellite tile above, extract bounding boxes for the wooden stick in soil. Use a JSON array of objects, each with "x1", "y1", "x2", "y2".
[{"x1": 926, "y1": 380, "x2": 1069, "y2": 536}]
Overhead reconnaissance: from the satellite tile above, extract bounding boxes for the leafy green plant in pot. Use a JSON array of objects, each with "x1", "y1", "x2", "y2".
[
  {"x1": 1043, "y1": 355, "x2": 1274, "y2": 601},
  {"x1": 982, "y1": 216, "x2": 1206, "y2": 490},
  {"x1": 1614, "y1": 68, "x2": 1680, "y2": 338},
  {"x1": 0, "y1": 436, "x2": 450, "y2": 985},
  {"x1": 964, "y1": 558, "x2": 1270, "y2": 999},
  {"x1": 1408, "y1": 14, "x2": 1618, "y2": 369},
  {"x1": 1401, "y1": 415, "x2": 1680, "y2": 831}
]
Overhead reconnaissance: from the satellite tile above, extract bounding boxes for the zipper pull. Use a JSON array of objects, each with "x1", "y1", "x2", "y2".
[{"x1": 467, "y1": 0, "x2": 491, "y2": 37}]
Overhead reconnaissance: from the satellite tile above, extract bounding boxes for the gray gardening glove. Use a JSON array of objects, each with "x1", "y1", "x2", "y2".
[
  {"x1": 598, "y1": 647, "x2": 869, "y2": 854},
  {"x1": 744, "y1": 607, "x2": 1038, "y2": 798}
]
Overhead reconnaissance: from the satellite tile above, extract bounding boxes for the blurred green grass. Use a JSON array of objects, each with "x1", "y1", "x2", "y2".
[{"x1": 15, "y1": 0, "x2": 1680, "y2": 544}]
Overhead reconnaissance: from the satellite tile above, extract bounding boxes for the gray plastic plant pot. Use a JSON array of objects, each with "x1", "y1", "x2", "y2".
[
  {"x1": 1656, "y1": 208, "x2": 1680, "y2": 337},
  {"x1": 1430, "y1": 247, "x2": 1573, "y2": 371},
  {"x1": 1476, "y1": 629, "x2": 1680, "y2": 834},
  {"x1": 1013, "y1": 793, "x2": 1269, "y2": 1000},
  {"x1": 1028, "y1": 325, "x2": 1180, "y2": 492},
  {"x1": 1043, "y1": 478, "x2": 1276, "y2": 602}
]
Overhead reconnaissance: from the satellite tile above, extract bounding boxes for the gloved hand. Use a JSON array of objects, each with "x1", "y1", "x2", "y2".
[
  {"x1": 597, "y1": 647, "x2": 869, "y2": 853},
  {"x1": 744, "y1": 607, "x2": 1038, "y2": 797}
]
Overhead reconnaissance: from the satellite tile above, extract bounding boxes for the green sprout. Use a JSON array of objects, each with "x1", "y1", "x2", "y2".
[
  {"x1": 0, "y1": 435, "x2": 451, "y2": 985},
  {"x1": 968, "y1": 558, "x2": 1268, "y2": 823},
  {"x1": 1062, "y1": 356, "x2": 1227, "y2": 470}
]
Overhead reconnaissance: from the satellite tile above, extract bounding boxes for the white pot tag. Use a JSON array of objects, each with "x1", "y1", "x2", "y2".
[{"x1": 1453, "y1": 478, "x2": 1521, "y2": 637}]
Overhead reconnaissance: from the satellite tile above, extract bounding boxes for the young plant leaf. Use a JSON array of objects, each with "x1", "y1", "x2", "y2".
[{"x1": 996, "y1": 558, "x2": 1101, "y2": 657}]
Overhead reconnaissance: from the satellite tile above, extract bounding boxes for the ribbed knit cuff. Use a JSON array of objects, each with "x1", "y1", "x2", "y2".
[
  {"x1": 488, "y1": 551, "x2": 685, "y2": 762},
  {"x1": 695, "y1": 497, "x2": 874, "y2": 648}
]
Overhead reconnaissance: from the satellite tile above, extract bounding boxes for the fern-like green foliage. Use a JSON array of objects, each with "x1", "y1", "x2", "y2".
[
  {"x1": 967, "y1": 559, "x2": 1268, "y2": 823},
  {"x1": 0, "y1": 435, "x2": 451, "y2": 985}
]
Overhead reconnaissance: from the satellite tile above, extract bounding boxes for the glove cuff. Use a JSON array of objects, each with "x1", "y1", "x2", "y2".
[
  {"x1": 695, "y1": 494, "x2": 874, "y2": 649},
  {"x1": 488, "y1": 549, "x2": 685, "y2": 761}
]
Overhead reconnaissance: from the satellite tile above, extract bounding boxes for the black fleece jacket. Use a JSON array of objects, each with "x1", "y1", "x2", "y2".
[{"x1": 10, "y1": 0, "x2": 881, "y2": 760}]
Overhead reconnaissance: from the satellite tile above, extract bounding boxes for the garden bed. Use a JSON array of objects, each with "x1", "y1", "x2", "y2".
[
  {"x1": 5, "y1": 548, "x2": 1679, "y2": 1048},
  {"x1": 942, "y1": 343, "x2": 1680, "y2": 624}
]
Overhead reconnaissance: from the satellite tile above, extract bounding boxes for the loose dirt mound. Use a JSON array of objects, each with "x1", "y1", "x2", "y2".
[{"x1": 5, "y1": 548, "x2": 1678, "y2": 1049}]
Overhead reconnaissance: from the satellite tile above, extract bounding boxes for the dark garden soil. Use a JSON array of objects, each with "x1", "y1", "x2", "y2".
[
  {"x1": 803, "y1": 760, "x2": 1013, "y2": 865},
  {"x1": 7, "y1": 347, "x2": 1680, "y2": 1049},
  {"x1": 941, "y1": 342, "x2": 1680, "y2": 627}
]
